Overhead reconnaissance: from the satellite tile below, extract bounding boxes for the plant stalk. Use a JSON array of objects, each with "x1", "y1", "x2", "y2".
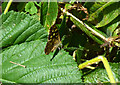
[
  {"x1": 61, "y1": 8, "x2": 108, "y2": 42},
  {"x1": 78, "y1": 56, "x2": 116, "y2": 84},
  {"x1": 4, "y1": 0, "x2": 13, "y2": 14}
]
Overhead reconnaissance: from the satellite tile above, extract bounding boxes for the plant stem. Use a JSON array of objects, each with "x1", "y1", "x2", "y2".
[
  {"x1": 78, "y1": 56, "x2": 116, "y2": 84},
  {"x1": 61, "y1": 8, "x2": 108, "y2": 42},
  {"x1": 4, "y1": 0, "x2": 13, "y2": 14},
  {"x1": 67, "y1": 12, "x2": 107, "y2": 42}
]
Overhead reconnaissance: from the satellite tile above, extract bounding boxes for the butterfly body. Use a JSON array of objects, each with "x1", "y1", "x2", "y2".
[{"x1": 44, "y1": 25, "x2": 61, "y2": 55}]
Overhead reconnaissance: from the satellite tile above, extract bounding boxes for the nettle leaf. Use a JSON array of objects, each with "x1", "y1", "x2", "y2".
[
  {"x1": 0, "y1": 11, "x2": 47, "y2": 48},
  {"x1": 40, "y1": 1, "x2": 58, "y2": 30},
  {"x1": 84, "y1": 63, "x2": 120, "y2": 83},
  {"x1": 1, "y1": 40, "x2": 82, "y2": 83},
  {"x1": 96, "y1": 2, "x2": 120, "y2": 27}
]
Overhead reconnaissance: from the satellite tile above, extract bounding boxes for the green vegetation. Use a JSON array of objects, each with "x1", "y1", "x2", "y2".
[{"x1": 0, "y1": 1, "x2": 120, "y2": 84}]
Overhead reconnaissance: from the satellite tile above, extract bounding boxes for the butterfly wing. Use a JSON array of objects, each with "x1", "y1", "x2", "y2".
[{"x1": 44, "y1": 25, "x2": 61, "y2": 55}]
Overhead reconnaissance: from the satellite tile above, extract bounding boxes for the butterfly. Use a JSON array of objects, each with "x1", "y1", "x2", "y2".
[{"x1": 44, "y1": 24, "x2": 61, "y2": 55}]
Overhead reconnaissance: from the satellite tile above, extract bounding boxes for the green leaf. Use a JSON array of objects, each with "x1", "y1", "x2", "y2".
[
  {"x1": 25, "y1": 2, "x2": 34, "y2": 12},
  {"x1": 40, "y1": 1, "x2": 58, "y2": 30},
  {"x1": 30, "y1": 6, "x2": 37, "y2": 15},
  {"x1": 40, "y1": 2, "x2": 48, "y2": 26},
  {"x1": 17, "y1": 2, "x2": 26, "y2": 12},
  {"x1": 0, "y1": 11, "x2": 47, "y2": 48},
  {"x1": 84, "y1": 63, "x2": 120, "y2": 83},
  {"x1": 103, "y1": 16, "x2": 120, "y2": 37},
  {"x1": 96, "y1": 2, "x2": 120, "y2": 27},
  {"x1": 88, "y1": 2, "x2": 115, "y2": 22},
  {"x1": 1, "y1": 40, "x2": 82, "y2": 83},
  {"x1": 85, "y1": 2, "x2": 106, "y2": 14},
  {"x1": 25, "y1": 2, "x2": 37, "y2": 15}
]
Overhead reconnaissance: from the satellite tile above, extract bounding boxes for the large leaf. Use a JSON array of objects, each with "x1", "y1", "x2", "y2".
[
  {"x1": 40, "y1": 1, "x2": 58, "y2": 30},
  {"x1": 0, "y1": 11, "x2": 47, "y2": 48},
  {"x1": 1, "y1": 40, "x2": 82, "y2": 83},
  {"x1": 84, "y1": 63, "x2": 120, "y2": 83}
]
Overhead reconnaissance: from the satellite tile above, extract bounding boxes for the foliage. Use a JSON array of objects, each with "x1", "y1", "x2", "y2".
[
  {"x1": 25, "y1": 2, "x2": 37, "y2": 15},
  {"x1": 1, "y1": 40, "x2": 82, "y2": 83},
  {"x1": 0, "y1": 1, "x2": 120, "y2": 84}
]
